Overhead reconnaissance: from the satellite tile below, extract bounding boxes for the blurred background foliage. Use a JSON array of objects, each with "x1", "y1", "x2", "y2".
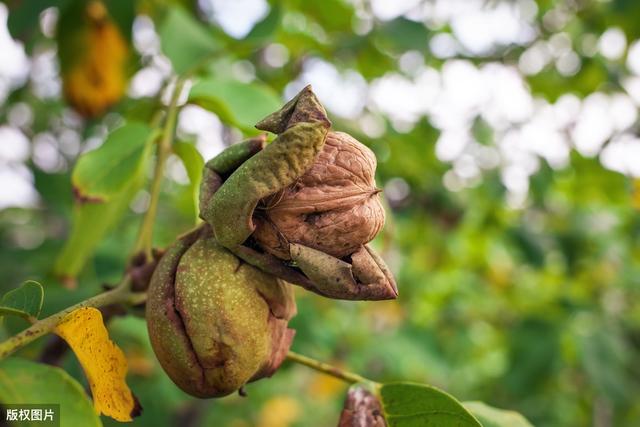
[{"x1": 0, "y1": 0, "x2": 640, "y2": 426}]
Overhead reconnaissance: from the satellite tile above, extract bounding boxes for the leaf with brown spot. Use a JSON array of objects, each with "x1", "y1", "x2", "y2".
[{"x1": 55, "y1": 307, "x2": 141, "y2": 422}]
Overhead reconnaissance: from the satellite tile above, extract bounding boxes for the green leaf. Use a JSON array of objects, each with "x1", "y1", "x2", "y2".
[
  {"x1": 189, "y1": 78, "x2": 281, "y2": 131},
  {"x1": 53, "y1": 172, "x2": 145, "y2": 282},
  {"x1": 0, "y1": 281, "x2": 44, "y2": 321},
  {"x1": 379, "y1": 382, "x2": 481, "y2": 427},
  {"x1": 159, "y1": 7, "x2": 220, "y2": 75},
  {"x1": 293, "y1": 0, "x2": 354, "y2": 32},
  {"x1": 55, "y1": 0, "x2": 93, "y2": 74},
  {"x1": 6, "y1": 0, "x2": 71, "y2": 40},
  {"x1": 104, "y1": 0, "x2": 135, "y2": 40},
  {"x1": 244, "y1": 4, "x2": 281, "y2": 42},
  {"x1": 72, "y1": 122, "x2": 154, "y2": 203},
  {"x1": 375, "y1": 18, "x2": 431, "y2": 53},
  {"x1": 173, "y1": 141, "x2": 204, "y2": 222},
  {"x1": 54, "y1": 121, "x2": 153, "y2": 281},
  {"x1": 0, "y1": 358, "x2": 102, "y2": 427},
  {"x1": 463, "y1": 402, "x2": 534, "y2": 427}
]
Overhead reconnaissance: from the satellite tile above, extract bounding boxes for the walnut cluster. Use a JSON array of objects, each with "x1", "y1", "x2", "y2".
[{"x1": 253, "y1": 131, "x2": 385, "y2": 260}]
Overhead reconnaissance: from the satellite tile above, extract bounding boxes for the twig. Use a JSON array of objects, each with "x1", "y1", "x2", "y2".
[
  {"x1": 286, "y1": 351, "x2": 370, "y2": 385},
  {"x1": 134, "y1": 78, "x2": 186, "y2": 259},
  {"x1": 0, "y1": 278, "x2": 144, "y2": 360}
]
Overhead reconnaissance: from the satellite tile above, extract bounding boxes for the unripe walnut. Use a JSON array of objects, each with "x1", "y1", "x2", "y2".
[
  {"x1": 146, "y1": 227, "x2": 296, "y2": 398},
  {"x1": 253, "y1": 131, "x2": 385, "y2": 260}
]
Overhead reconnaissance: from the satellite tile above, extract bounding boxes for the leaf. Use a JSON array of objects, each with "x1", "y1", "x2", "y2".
[
  {"x1": 53, "y1": 174, "x2": 144, "y2": 283},
  {"x1": 72, "y1": 122, "x2": 154, "y2": 203},
  {"x1": 159, "y1": 7, "x2": 220, "y2": 75},
  {"x1": 33, "y1": 169, "x2": 73, "y2": 214},
  {"x1": 244, "y1": 4, "x2": 281, "y2": 42},
  {"x1": 173, "y1": 141, "x2": 204, "y2": 222},
  {"x1": 6, "y1": 0, "x2": 71, "y2": 40},
  {"x1": 375, "y1": 18, "x2": 431, "y2": 53},
  {"x1": 103, "y1": 0, "x2": 135, "y2": 40},
  {"x1": 0, "y1": 357, "x2": 102, "y2": 427},
  {"x1": 295, "y1": 0, "x2": 354, "y2": 32},
  {"x1": 54, "y1": 307, "x2": 141, "y2": 422},
  {"x1": 54, "y1": 122, "x2": 153, "y2": 281},
  {"x1": 0, "y1": 281, "x2": 44, "y2": 321},
  {"x1": 189, "y1": 78, "x2": 281, "y2": 131},
  {"x1": 378, "y1": 382, "x2": 481, "y2": 427},
  {"x1": 463, "y1": 402, "x2": 534, "y2": 427},
  {"x1": 57, "y1": 0, "x2": 131, "y2": 117}
]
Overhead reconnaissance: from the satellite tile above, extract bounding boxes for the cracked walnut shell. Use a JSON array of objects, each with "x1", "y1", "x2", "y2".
[{"x1": 253, "y1": 131, "x2": 385, "y2": 260}]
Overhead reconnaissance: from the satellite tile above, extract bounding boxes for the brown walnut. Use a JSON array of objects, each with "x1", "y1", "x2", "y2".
[{"x1": 253, "y1": 131, "x2": 385, "y2": 260}]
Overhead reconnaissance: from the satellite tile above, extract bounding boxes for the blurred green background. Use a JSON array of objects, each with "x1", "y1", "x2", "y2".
[{"x1": 1, "y1": 0, "x2": 640, "y2": 426}]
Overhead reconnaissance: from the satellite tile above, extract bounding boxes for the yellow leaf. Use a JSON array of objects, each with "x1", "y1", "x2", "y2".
[
  {"x1": 61, "y1": 1, "x2": 130, "y2": 118},
  {"x1": 54, "y1": 307, "x2": 141, "y2": 422}
]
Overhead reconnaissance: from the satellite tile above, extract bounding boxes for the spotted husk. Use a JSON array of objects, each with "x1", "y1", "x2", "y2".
[{"x1": 145, "y1": 226, "x2": 296, "y2": 398}]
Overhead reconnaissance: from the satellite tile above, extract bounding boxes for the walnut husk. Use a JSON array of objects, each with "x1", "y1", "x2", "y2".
[
  {"x1": 253, "y1": 131, "x2": 385, "y2": 260},
  {"x1": 146, "y1": 226, "x2": 296, "y2": 398},
  {"x1": 338, "y1": 386, "x2": 387, "y2": 427}
]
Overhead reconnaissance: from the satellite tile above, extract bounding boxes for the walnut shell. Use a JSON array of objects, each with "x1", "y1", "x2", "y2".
[{"x1": 253, "y1": 131, "x2": 385, "y2": 259}]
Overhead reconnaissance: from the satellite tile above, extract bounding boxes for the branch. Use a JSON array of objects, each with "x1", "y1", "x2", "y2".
[
  {"x1": 286, "y1": 351, "x2": 370, "y2": 385},
  {"x1": 0, "y1": 278, "x2": 144, "y2": 360}
]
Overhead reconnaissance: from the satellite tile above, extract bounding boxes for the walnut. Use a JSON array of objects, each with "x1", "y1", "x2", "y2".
[
  {"x1": 146, "y1": 226, "x2": 296, "y2": 398},
  {"x1": 253, "y1": 131, "x2": 385, "y2": 260}
]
